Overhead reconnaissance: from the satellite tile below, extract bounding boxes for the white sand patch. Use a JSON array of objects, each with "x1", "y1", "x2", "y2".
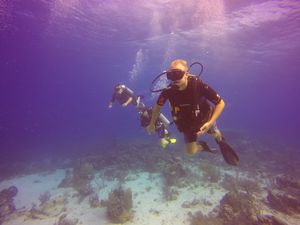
[
  {"x1": 1, "y1": 169, "x2": 226, "y2": 225},
  {"x1": 119, "y1": 171, "x2": 226, "y2": 225},
  {"x1": 0, "y1": 169, "x2": 66, "y2": 210}
]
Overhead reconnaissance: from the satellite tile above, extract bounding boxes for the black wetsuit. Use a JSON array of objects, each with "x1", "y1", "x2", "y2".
[{"x1": 156, "y1": 76, "x2": 221, "y2": 142}]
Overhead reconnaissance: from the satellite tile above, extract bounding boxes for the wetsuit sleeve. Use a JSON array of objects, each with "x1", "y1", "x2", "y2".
[
  {"x1": 156, "y1": 90, "x2": 168, "y2": 106},
  {"x1": 200, "y1": 82, "x2": 222, "y2": 105}
]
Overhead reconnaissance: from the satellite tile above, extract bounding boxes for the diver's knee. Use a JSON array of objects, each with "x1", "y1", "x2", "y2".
[
  {"x1": 185, "y1": 143, "x2": 198, "y2": 155},
  {"x1": 212, "y1": 129, "x2": 222, "y2": 142}
]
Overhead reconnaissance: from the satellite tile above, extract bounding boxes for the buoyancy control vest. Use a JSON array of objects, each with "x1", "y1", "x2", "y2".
[{"x1": 170, "y1": 76, "x2": 212, "y2": 132}]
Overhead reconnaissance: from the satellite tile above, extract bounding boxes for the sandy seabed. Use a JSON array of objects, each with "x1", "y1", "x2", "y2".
[{"x1": 1, "y1": 135, "x2": 300, "y2": 225}]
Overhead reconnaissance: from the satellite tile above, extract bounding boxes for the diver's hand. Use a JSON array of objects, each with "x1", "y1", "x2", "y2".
[
  {"x1": 122, "y1": 102, "x2": 128, "y2": 107},
  {"x1": 146, "y1": 123, "x2": 156, "y2": 134},
  {"x1": 197, "y1": 122, "x2": 212, "y2": 136},
  {"x1": 108, "y1": 102, "x2": 113, "y2": 108}
]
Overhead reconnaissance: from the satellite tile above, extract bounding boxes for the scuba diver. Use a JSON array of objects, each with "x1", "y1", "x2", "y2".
[
  {"x1": 139, "y1": 106, "x2": 176, "y2": 148},
  {"x1": 108, "y1": 83, "x2": 176, "y2": 148},
  {"x1": 108, "y1": 84, "x2": 141, "y2": 108},
  {"x1": 146, "y1": 59, "x2": 239, "y2": 166}
]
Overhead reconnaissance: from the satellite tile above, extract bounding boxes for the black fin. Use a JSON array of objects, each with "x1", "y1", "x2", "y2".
[{"x1": 217, "y1": 139, "x2": 239, "y2": 166}]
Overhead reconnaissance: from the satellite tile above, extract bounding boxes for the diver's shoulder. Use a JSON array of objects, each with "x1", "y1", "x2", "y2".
[{"x1": 187, "y1": 74, "x2": 203, "y2": 85}]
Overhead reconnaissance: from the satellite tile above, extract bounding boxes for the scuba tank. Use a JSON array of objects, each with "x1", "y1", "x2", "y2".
[{"x1": 159, "y1": 113, "x2": 170, "y2": 126}]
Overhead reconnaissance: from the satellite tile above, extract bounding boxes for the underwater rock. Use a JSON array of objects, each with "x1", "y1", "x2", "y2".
[
  {"x1": 106, "y1": 187, "x2": 133, "y2": 223},
  {"x1": 267, "y1": 190, "x2": 300, "y2": 214}
]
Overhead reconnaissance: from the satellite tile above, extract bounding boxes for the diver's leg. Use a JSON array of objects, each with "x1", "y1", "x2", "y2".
[
  {"x1": 185, "y1": 142, "x2": 199, "y2": 155},
  {"x1": 133, "y1": 95, "x2": 142, "y2": 108},
  {"x1": 136, "y1": 96, "x2": 141, "y2": 106},
  {"x1": 208, "y1": 122, "x2": 223, "y2": 142},
  {"x1": 157, "y1": 124, "x2": 168, "y2": 148},
  {"x1": 184, "y1": 132, "x2": 203, "y2": 155},
  {"x1": 131, "y1": 96, "x2": 137, "y2": 106},
  {"x1": 208, "y1": 122, "x2": 239, "y2": 166}
]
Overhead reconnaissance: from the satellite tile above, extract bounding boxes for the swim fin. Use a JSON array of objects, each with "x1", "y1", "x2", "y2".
[
  {"x1": 216, "y1": 138, "x2": 239, "y2": 166},
  {"x1": 198, "y1": 141, "x2": 217, "y2": 154}
]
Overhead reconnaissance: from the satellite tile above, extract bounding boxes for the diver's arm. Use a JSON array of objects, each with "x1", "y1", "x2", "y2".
[
  {"x1": 108, "y1": 93, "x2": 116, "y2": 108},
  {"x1": 146, "y1": 104, "x2": 162, "y2": 133},
  {"x1": 122, "y1": 97, "x2": 133, "y2": 107},
  {"x1": 198, "y1": 99, "x2": 225, "y2": 135},
  {"x1": 209, "y1": 99, "x2": 225, "y2": 124}
]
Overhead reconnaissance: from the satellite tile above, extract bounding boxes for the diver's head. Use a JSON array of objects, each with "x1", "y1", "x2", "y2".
[
  {"x1": 115, "y1": 84, "x2": 124, "y2": 93},
  {"x1": 167, "y1": 59, "x2": 189, "y2": 90}
]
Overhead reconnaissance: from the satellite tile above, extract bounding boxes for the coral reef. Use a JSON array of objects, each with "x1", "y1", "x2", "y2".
[
  {"x1": 106, "y1": 187, "x2": 133, "y2": 223},
  {"x1": 266, "y1": 175, "x2": 300, "y2": 214},
  {"x1": 274, "y1": 175, "x2": 300, "y2": 195},
  {"x1": 102, "y1": 167, "x2": 128, "y2": 182},
  {"x1": 188, "y1": 189, "x2": 290, "y2": 225},
  {"x1": 89, "y1": 193, "x2": 101, "y2": 208},
  {"x1": 220, "y1": 174, "x2": 261, "y2": 194},
  {"x1": 182, "y1": 198, "x2": 212, "y2": 208},
  {"x1": 0, "y1": 186, "x2": 18, "y2": 223},
  {"x1": 29, "y1": 195, "x2": 66, "y2": 219},
  {"x1": 58, "y1": 170, "x2": 73, "y2": 188},
  {"x1": 217, "y1": 191, "x2": 260, "y2": 225},
  {"x1": 159, "y1": 155, "x2": 193, "y2": 201},
  {"x1": 267, "y1": 190, "x2": 300, "y2": 214},
  {"x1": 58, "y1": 161, "x2": 95, "y2": 202},
  {"x1": 256, "y1": 214, "x2": 289, "y2": 225},
  {"x1": 163, "y1": 186, "x2": 179, "y2": 201},
  {"x1": 39, "y1": 191, "x2": 51, "y2": 205},
  {"x1": 200, "y1": 163, "x2": 221, "y2": 183},
  {"x1": 54, "y1": 214, "x2": 79, "y2": 225},
  {"x1": 189, "y1": 211, "x2": 222, "y2": 225},
  {"x1": 73, "y1": 161, "x2": 94, "y2": 180}
]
